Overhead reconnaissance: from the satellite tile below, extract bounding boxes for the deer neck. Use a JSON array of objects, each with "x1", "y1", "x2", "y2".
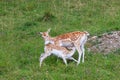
[{"x1": 44, "y1": 36, "x2": 54, "y2": 45}]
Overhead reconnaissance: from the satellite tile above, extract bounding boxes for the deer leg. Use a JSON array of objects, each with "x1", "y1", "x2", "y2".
[
  {"x1": 81, "y1": 44, "x2": 85, "y2": 63},
  {"x1": 80, "y1": 36, "x2": 87, "y2": 63},
  {"x1": 68, "y1": 57, "x2": 78, "y2": 63},
  {"x1": 62, "y1": 57, "x2": 67, "y2": 66},
  {"x1": 74, "y1": 43, "x2": 82, "y2": 65},
  {"x1": 39, "y1": 53, "x2": 51, "y2": 67}
]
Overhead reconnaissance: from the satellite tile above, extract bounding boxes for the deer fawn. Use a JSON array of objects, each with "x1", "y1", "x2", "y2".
[
  {"x1": 39, "y1": 43, "x2": 77, "y2": 67},
  {"x1": 40, "y1": 29, "x2": 89, "y2": 65}
]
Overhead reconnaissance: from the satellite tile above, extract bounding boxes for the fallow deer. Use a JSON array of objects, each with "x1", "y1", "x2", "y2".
[
  {"x1": 40, "y1": 29, "x2": 89, "y2": 65},
  {"x1": 39, "y1": 44, "x2": 77, "y2": 67}
]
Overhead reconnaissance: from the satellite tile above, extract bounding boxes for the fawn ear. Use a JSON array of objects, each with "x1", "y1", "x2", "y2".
[
  {"x1": 47, "y1": 28, "x2": 51, "y2": 33},
  {"x1": 39, "y1": 32, "x2": 43, "y2": 35}
]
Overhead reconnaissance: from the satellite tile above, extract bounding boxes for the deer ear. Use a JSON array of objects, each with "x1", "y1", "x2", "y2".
[
  {"x1": 40, "y1": 32, "x2": 43, "y2": 35},
  {"x1": 47, "y1": 28, "x2": 51, "y2": 33}
]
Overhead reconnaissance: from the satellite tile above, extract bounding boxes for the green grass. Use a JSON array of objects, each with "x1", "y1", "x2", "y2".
[{"x1": 0, "y1": 0, "x2": 120, "y2": 80}]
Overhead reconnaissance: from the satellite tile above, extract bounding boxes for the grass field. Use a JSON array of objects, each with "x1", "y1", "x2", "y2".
[{"x1": 0, "y1": 0, "x2": 120, "y2": 80}]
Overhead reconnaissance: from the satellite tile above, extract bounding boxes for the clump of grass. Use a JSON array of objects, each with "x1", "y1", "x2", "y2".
[{"x1": 37, "y1": 12, "x2": 56, "y2": 22}]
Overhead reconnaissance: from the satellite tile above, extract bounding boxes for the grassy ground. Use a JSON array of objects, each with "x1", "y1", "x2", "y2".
[{"x1": 0, "y1": 0, "x2": 120, "y2": 80}]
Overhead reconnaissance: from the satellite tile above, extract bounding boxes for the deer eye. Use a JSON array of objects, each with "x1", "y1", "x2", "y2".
[
  {"x1": 44, "y1": 34, "x2": 46, "y2": 36},
  {"x1": 43, "y1": 33, "x2": 46, "y2": 36}
]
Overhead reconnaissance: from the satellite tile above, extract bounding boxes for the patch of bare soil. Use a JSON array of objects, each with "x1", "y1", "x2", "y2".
[{"x1": 87, "y1": 31, "x2": 120, "y2": 54}]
